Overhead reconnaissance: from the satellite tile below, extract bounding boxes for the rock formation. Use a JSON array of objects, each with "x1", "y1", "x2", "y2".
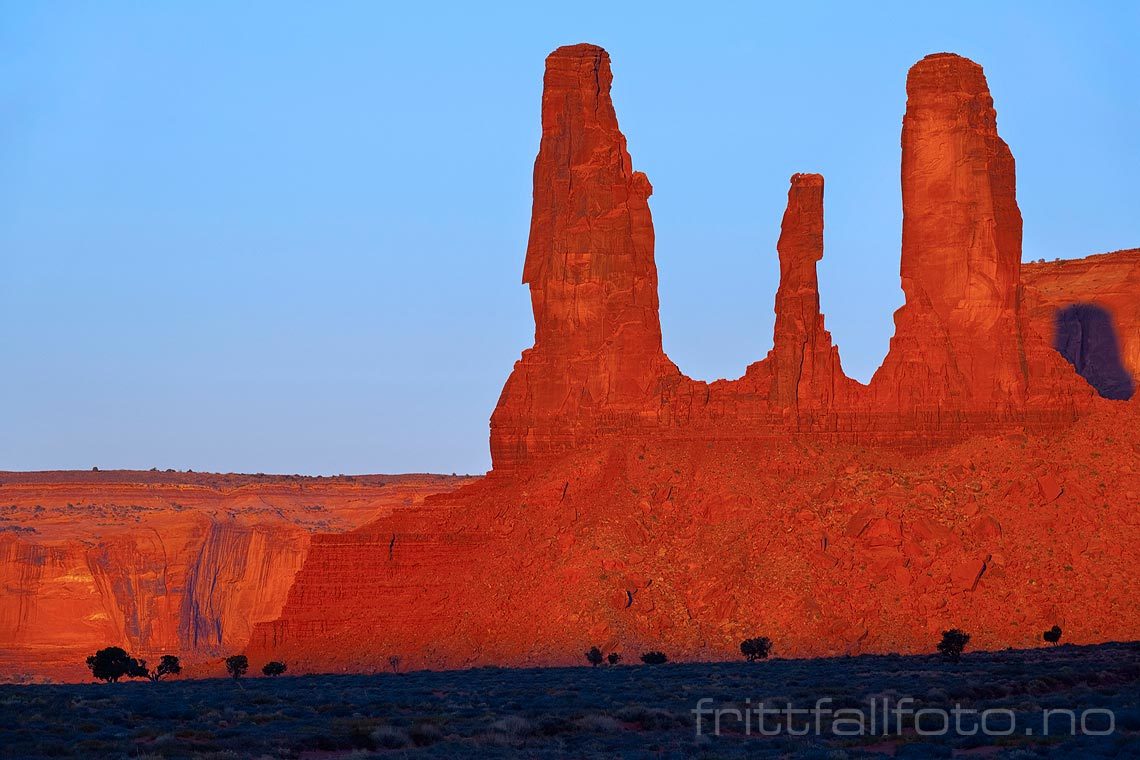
[
  {"x1": 242, "y1": 45, "x2": 1134, "y2": 674},
  {"x1": 250, "y1": 400, "x2": 1140, "y2": 672},
  {"x1": 871, "y1": 53, "x2": 1027, "y2": 408},
  {"x1": 492, "y1": 47, "x2": 1094, "y2": 473},
  {"x1": 490, "y1": 44, "x2": 685, "y2": 472},
  {"x1": 1023, "y1": 249, "x2": 1139, "y2": 400},
  {"x1": 758, "y1": 172, "x2": 857, "y2": 414},
  {"x1": 870, "y1": 54, "x2": 1093, "y2": 419}
]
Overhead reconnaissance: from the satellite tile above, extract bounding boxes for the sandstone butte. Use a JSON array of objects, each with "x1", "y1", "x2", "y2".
[{"x1": 3, "y1": 45, "x2": 1137, "y2": 682}]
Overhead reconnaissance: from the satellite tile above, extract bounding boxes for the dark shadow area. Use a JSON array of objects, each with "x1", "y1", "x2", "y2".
[{"x1": 1054, "y1": 304, "x2": 1135, "y2": 400}]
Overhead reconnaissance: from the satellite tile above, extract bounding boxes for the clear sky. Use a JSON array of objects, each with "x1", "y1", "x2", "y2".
[{"x1": 2, "y1": 2, "x2": 1137, "y2": 475}]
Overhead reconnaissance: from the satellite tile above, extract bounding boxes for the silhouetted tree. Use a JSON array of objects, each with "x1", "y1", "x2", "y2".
[
  {"x1": 937, "y1": 629, "x2": 970, "y2": 663},
  {"x1": 127, "y1": 658, "x2": 150, "y2": 680},
  {"x1": 640, "y1": 651, "x2": 668, "y2": 665},
  {"x1": 740, "y1": 636, "x2": 773, "y2": 662},
  {"x1": 86, "y1": 646, "x2": 147, "y2": 683},
  {"x1": 1043, "y1": 625, "x2": 1063, "y2": 646},
  {"x1": 225, "y1": 654, "x2": 249, "y2": 680},
  {"x1": 262, "y1": 661, "x2": 287, "y2": 677},
  {"x1": 388, "y1": 655, "x2": 401, "y2": 674},
  {"x1": 148, "y1": 655, "x2": 181, "y2": 682},
  {"x1": 607, "y1": 652, "x2": 621, "y2": 666},
  {"x1": 586, "y1": 647, "x2": 604, "y2": 667}
]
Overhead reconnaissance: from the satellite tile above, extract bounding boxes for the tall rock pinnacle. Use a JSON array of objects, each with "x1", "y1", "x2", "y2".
[
  {"x1": 491, "y1": 44, "x2": 679, "y2": 470},
  {"x1": 871, "y1": 53, "x2": 1086, "y2": 410},
  {"x1": 901, "y1": 53, "x2": 1022, "y2": 326},
  {"x1": 522, "y1": 44, "x2": 661, "y2": 355},
  {"x1": 767, "y1": 173, "x2": 850, "y2": 413}
]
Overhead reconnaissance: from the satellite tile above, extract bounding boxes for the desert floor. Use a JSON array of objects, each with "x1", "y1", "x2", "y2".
[{"x1": 1, "y1": 642, "x2": 1137, "y2": 758}]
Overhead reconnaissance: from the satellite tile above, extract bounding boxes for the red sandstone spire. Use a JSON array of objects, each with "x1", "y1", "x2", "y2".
[
  {"x1": 768, "y1": 173, "x2": 851, "y2": 412},
  {"x1": 491, "y1": 44, "x2": 679, "y2": 470},
  {"x1": 871, "y1": 53, "x2": 1083, "y2": 408},
  {"x1": 901, "y1": 53, "x2": 1022, "y2": 324},
  {"x1": 522, "y1": 43, "x2": 662, "y2": 355}
]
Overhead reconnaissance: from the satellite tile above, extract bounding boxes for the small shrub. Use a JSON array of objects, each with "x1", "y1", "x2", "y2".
[
  {"x1": 585, "y1": 646, "x2": 604, "y2": 667},
  {"x1": 261, "y1": 661, "x2": 286, "y2": 677},
  {"x1": 149, "y1": 655, "x2": 181, "y2": 682},
  {"x1": 225, "y1": 654, "x2": 249, "y2": 680},
  {"x1": 640, "y1": 651, "x2": 668, "y2": 665},
  {"x1": 740, "y1": 636, "x2": 773, "y2": 662},
  {"x1": 607, "y1": 652, "x2": 622, "y2": 665},
  {"x1": 1043, "y1": 625, "x2": 1062, "y2": 645},
  {"x1": 937, "y1": 629, "x2": 970, "y2": 663}
]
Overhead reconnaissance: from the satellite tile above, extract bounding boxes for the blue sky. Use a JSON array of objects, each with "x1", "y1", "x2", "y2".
[{"x1": 1, "y1": 2, "x2": 1137, "y2": 475}]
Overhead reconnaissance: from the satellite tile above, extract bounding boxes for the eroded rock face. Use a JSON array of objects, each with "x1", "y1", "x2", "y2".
[
  {"x1": 0, "y1": 472, "x2": 471, "y2": 681},
  {"x1": 1023, "y1": 249, "x2": 1140, "y2": 400},
  {"x1": 764, "y1": 173, "x2": 854, "y2": 413},
  {"x1": 873, "y1": 53, "x2": 1026, "y2": 406},
  {"x1": 250, "y1": 402, "x2": 1140, "y2": 672},
  {"x1": 491, "y1": 46, "x2": 1095, "y2": 473}
]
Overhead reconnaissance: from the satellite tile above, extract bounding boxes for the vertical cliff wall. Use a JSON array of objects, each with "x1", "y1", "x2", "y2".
[{"x1": 1023, "y1": 249, "x2": 1140, "y2": 400}]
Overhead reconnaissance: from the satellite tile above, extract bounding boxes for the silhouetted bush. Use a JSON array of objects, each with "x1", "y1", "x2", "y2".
[
  {"x1": 740, "y1": 636, "x2": 773, "y2": 662},
  {"x1": 607, "y1": 652, "x2": 621, "y2": 665},
  {"x1": 262, "y1": 661, "x2": 287, "y2": 677},
  {"x1": 585, "y1": 647, "x2": 604, "y2": 667},
  {"x1": 937, "y1": 629, "x2": 970, "y2": 663},
  {"x1": 225, "y1": 654, "x2": 249, "y2": 680},
  {"x1": 1043, "y1": 625, "x2": 1063, "y2": 646},
  {"x1": 640, "y1": 651, "x2": 668, "y2": 665},
  {"x1": 148, "y1": 654, "x2": 181, "y2": 682},
  {"x1": 85, "y1": 646, "x2": 147, "y2": 683}
]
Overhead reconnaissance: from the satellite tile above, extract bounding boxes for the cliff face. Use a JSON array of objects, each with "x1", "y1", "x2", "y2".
[
  {"x1": 246, "y1": 45, "x2": 1137, "y2": 674},
  {"x1": 1023, "y1": 249, "x2": 1140, "y2": 400},
  {"x1": 252, "y1": 402, "x2": 1140, "y2": 672},
  {"x1": 0, "y1": 472, "x2": 471, "y2": 681}
]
